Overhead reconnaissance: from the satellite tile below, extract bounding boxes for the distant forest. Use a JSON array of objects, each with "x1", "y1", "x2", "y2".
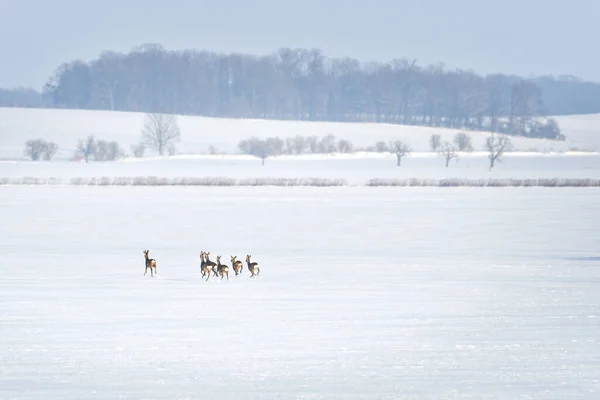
[{"x1": 3, "y1": 44, "x2": 600, "y2": 139}]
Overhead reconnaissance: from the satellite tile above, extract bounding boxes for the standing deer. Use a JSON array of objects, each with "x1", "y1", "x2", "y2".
[
  {"x1": 143, "y1": 250, "x2": 157, "y2": 277},
  {"x1": 217, "y1": 256, "x2": 230, "y2": 280},
  {"x1": 204, "y1": 252, "x2": 218, "y2": 281},
  {"x1": 231, "y1": 255, "x2": 243, "y2": 276},
  {"x1": 245, "y1": 254, "x2": 260, "y2": 278},
  {"x1": 200, "y1": 251, "x2": 208, "y2": 277}
]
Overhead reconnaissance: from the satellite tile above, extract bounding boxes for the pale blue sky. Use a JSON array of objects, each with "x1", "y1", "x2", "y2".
[{"x1": 1, "y1": 0, "x2": 598, "y2": 89}]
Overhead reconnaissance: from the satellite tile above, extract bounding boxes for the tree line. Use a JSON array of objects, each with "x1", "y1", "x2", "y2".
[
  {"x1": 3, "y1": 45, "x2": 600, "y2": 137},
  {"x1": 236, "y1": 131, "x2": 510, "y2": 169},
  {"x1": 28, "y1": 44, "x2": 569, "y2": 139}
]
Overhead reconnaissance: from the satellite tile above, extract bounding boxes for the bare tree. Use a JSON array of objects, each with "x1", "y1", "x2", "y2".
[
  {"x1": 285, "y1": 136, "x2": 308, "y2": 155},
  {"x1": 373, "y1": 141, "x2": 389, "y2": 152},
  {"x1": 24, "y1": 139, "x2": 58, "y2": 161},
  {"x1": 95, "y1": 140, "x2": 125, "y2": 161},
  {"x1": 485, "y1": 134, "x2": 512, "y2": 169},
  {"x1": 76, "y1": 135, "x2": 97, "y2": 163},
  {"x1": 266, "y1": 137, "x2": 285, "y2": 156},
  {"x1": 389, "y1": 140, "x2": 411, "y2": 167},
  {"x1": 141, "y1": 113, "x2": 181, "y2": 156},
  {"x1": 238, "y1": 136, "x2": 282, "y2": 165},
  {"x1": 43, "y1": 142, "x2": 59, "y2": 161},
  {"x1": 337, "y1": 139, "x2": 353, "y2": 153},
  {"x1": 131, "y1": 142, "x2": 145, "y2": 158},
  {"x1": 318, "y1": 134, "x2": 337, "y2": 153},
  {"x1": 453, "y1": 132, "x2": 473, "y2": 152},
  {"x1": 429, "y1": 134, "x2": 441, "y2": 151},
  {"x1": 438, "y1": 142, "x2": 458, "y2": 167}
]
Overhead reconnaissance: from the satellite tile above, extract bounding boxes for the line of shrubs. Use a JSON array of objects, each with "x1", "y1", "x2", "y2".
[{"x1": 2, "y1": 176, "x2": 599, "y2": 187}]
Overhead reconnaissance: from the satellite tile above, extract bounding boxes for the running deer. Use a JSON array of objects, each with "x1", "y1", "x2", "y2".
[
  {"x1": 204, "y1": 252, "x2": 218, "y2": 281},
  {"x1": 231, "y1": 255, "x2": 243, "y2": 276},
  {"x1": 245, "y1": 254, "x2": 260, "y2": 277},
  {"x1": 143, "y1": 250, "x2": 157, "y2": 277},
  {"x1": 217, "y1": 256, "x2": 229, "y2": 280}
]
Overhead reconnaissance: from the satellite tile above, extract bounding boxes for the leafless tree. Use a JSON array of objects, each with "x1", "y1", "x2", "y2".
[
  {"x1": 95, "y1": 140, "x2": 125, "y2": 161},
  {"x1": 318, "y1": 134, "x2": 337, "y2": 153},
  {"x1": 373, "y1": 141, "x2": 389, "y2": 152},
  {"x1": 337, "y1": 139, "x2": 353, "y2": 153},
  {"x1": 238, "y1": 136, "x2": 283, "y2": 165},
  {"x1": 438, "y1": 142, "x2": 458, "y2": 167},
  {"x1": 485, "y1": 134, "x2": 512, "y2": 169},
  {"x1": 43, "y1": 142, "x2": 59, "y2": 161},
  {"x1": 24, "y1": 139, "x2": 43, "y2": 161},
  {"x1": 131, "y1": 142, "x2": 145, "y2": 158},
  {"x1": 429, "y1": 134, "x2": 441, "y2": 151},
  {"x1": 285, "y1": 136, "x2": 308, "y2": 155},
  {"x1": 24, "y1": 139, "x2": 58, "y2": 161},
  {"x1": 453, "y1": 132, "x2": 473, "y2": 151},
  {"x1": 306, "y1": 136, "x2": 319, "y2": 153},
  {"x1": 76, "y1": 135, "x2": 97, "y2": 163},
  {"x1": 265, "y1": 137, "x2": 285, "y2": 156},
  {"x1": 389, "y1": 140, "x2": 411, "y2": 167},
  {"x1": 141, "y1": 113, "x2": 181, "y2": 156}
]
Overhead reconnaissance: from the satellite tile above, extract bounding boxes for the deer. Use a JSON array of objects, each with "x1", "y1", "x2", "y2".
[
  {"x1": 245, "y1": 254, "x2": 260, "y2": 278},
  {"x1": 204, "y1": 252, "x2": 218, "y2": 281},
  {"x1": 143, "y1": 250, "x2": 157, "y2": 277},
  {"x1": 200, "y1": 251, "x2": 208, "y2": 277},
  {"x1": 217, "y1": 256, "x2": 229, "y2": 280},
  {"x1": 231, "y1": 255, "x2": 243, "y2": 276}
]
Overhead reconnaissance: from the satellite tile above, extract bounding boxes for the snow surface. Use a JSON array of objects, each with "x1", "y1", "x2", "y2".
[
  {"x1": 1, "y1": 186, "x2": 600, "y2": 399},
  {"x1": 1, "y1": 107, "x2": 599, "y2": 160}
]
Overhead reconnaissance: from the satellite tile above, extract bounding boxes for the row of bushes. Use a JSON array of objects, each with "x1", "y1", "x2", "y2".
[
  {"x1": 0, "y1": 176, "x2": 347, "y2": 187},
  {"x1": 2, "y1": 176, "x2": 599, "y2": 187},
  {"x1": 236, "y1": 133, "x2": 475, "y2": 158},
  {"x1": 366, "y1": 178, "x2": 600, "y2": 187},
  {"x1": 22, "y1": 131, "x2": 487, "y2": 159}
]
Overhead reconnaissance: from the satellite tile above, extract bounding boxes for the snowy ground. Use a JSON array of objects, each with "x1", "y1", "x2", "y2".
[
  {"x1": 1, "y1": 186, "x2": 599, "y2": 399},
  {"x1": 2, "y1": 152, "x2": 600, "y2": 185},
  {"x1": 1, "y1": 107, "x2": 598, "y2": 161}
]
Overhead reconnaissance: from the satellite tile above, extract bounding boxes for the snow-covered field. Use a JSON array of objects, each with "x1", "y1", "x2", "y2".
[
  {"x1": 1, "y1": 107, "x2": 600, "y2": 161},
  {"x1": 1, "y1": 106, "x2": 600, "y2": 398},
  {"x1": 1, "y1": 185, "x2": 600, "y2": 399}
]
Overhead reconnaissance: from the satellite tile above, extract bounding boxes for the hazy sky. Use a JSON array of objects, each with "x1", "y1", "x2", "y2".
[{"x1": 1, "y1": 0, "x2": 599, "y2": 89}]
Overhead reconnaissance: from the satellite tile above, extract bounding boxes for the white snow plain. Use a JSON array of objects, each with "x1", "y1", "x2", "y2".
[{"x1": 1, "y1": 185, "x2": 600, "y2": 399}]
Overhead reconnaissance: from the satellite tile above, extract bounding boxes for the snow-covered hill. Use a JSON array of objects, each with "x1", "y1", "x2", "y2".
[{"x1": 1, "y1": 107, "x2": 597, "y2": 160}]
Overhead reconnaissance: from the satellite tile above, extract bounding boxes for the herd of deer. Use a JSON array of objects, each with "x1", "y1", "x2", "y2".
[{"x1": 142, "y1": 249, "x2": 260, "y2": 280}]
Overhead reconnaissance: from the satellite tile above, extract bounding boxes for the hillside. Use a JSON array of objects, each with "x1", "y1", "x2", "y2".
[{"x1": 1, "y1": 107, "x2": 597, "y2": 161}]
